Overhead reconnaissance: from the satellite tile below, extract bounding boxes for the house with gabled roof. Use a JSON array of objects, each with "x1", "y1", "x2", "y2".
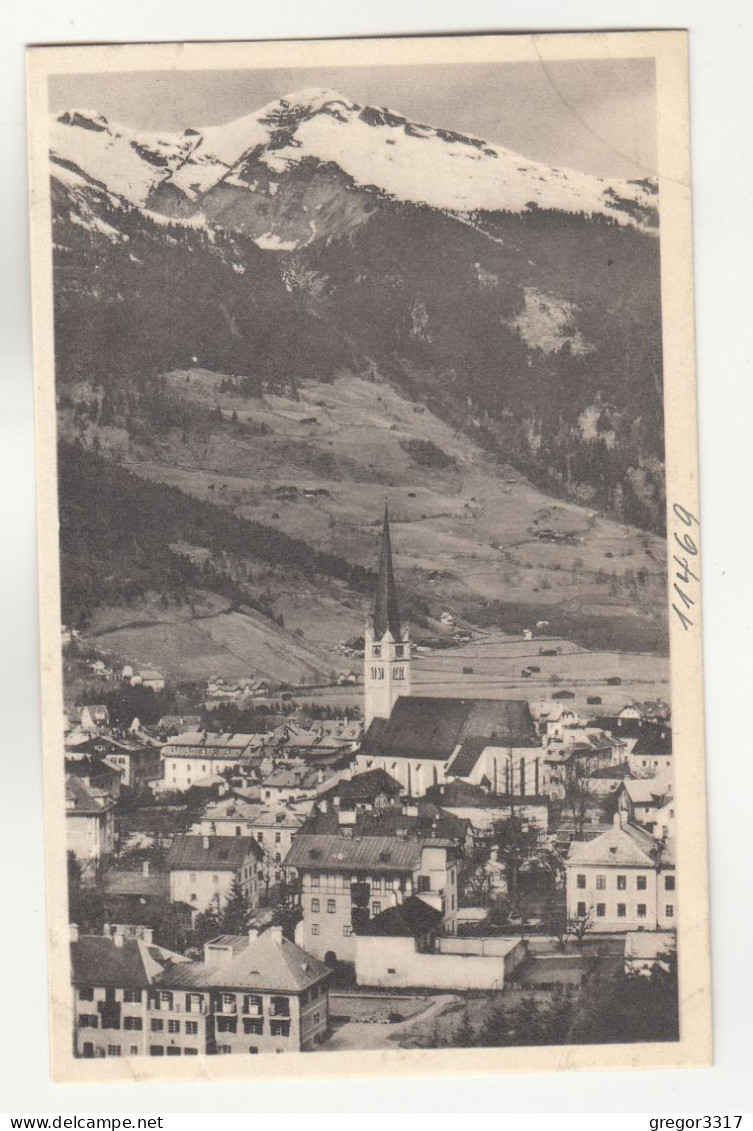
[
  {"x1": 69, "y1": 927, "x2": 190, "y2": 1059},
  {"x1": 566, "y1": 812, "x2": 676, "y2": 932},
  {"x1": 66, "y1": 774, "x2": 117, "y2": 876},
  {"x1": 166, "y1": 834, "x2": 264, "y2": 914},
  {"x1": 153, "y1": 926, "x2": 331, "y2": 1054},
  {"x1": 284, "y1": 832, "x2": 459, "y2": 964}
]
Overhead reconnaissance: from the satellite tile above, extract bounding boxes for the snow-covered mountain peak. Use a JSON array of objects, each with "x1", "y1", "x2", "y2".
[{"x1": 50, "y1": 89, "x2": 659, "y2": 231}]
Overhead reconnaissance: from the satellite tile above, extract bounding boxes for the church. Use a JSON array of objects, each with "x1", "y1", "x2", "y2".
[{"x1": 352, "y1": 505, "x2": 544, "y2": 798}]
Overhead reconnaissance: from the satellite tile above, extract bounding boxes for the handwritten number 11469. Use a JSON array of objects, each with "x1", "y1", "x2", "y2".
[{"x1": 671, "y1": 502, "x2": 699, "y2": 630}]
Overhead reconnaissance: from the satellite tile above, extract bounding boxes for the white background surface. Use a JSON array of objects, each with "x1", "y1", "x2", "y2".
[{"x1": 2, "y1": 0, "x2": 751, "y2": 1114}]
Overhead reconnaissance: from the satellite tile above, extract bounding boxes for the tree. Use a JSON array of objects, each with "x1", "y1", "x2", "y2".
[
  {"x1": 554, "y1": 753, "x2": 598, "y2": 840},
  {"x1": 490, "y1": 814, "x2": 540, "y2": 916},
  {"x1": 194, "y1": 907, "x2": 222, "y2": 945},
  {"x1": 567, "y1": 908, "x2": 595, "y2": 947},
  {"x1": 219, "y1": 875, "x2": 253, "y2": 935},
  {"x1": 544, "y1": 902, "x2": 570, "y2": 952}
]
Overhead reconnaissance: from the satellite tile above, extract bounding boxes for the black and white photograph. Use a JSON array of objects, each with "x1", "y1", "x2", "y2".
[{"x1": 26, "y1": 31, "x2": 710, "y2": 1082}]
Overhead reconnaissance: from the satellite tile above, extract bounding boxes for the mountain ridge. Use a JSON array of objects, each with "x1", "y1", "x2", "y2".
[{"x1": 51, "y1": 88, "x2": 659, "y2": 242}]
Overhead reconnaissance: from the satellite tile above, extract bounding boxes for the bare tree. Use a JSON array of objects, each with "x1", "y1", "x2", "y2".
[
  {"x1": 567, "y1": 908, "x2": 595, "y2": 947},
  {"x1": 554, "y1": 752, "x2": 599, "y2": 839}
]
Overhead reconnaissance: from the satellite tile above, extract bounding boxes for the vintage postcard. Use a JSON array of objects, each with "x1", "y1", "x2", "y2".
[{"x1": 27, "y1": 30, "x2": 710, "y2": 1083}]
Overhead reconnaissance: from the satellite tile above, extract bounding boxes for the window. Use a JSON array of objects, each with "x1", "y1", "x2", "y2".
[
  {"x1": 151, "y1": 1020, "x2": 164, "y2": 1032},
  {"x1": 417, "y1": 875, "x2": 431, "y2": 892},
  {"x1": 387, "y1": 968, "x2": 396, "y2": 974},
  {"x1": 327, "y1": 900, "x2": 336, "y2": 914},
  {"x1": 577, "y1": 902, "x2": 587, "y2": 917},
  {"x1": 372, "y1": 902, "x2": 381, "y2": 916},
  {"x1": 617, "y1": 875, "x2": 627, "y2": 890},
  {"x1": 123, "y1": 989, "x2": 141, "y2": 1003},
  {"x1": 159, "y1": 991, "x2": 173, "y2": 1009},
  {"x1": 637, "y1": 875, "x2": 647, "y2": 890},
  {"x1": 343, "y1": 925, "x2": 353, "y2": 937},
  {"x1": 664, "y1": 875, "x2": 676, "y2": 891},
  {"x1": 576, "y1": 874, "x2": 586, "y2": 889},
  {"x1": 184, "y1": 1048, "x2": 198, "y2": 1056},
  {"x1": 311, "y1": 924, "x2": 320, "y2": 936},
  {"x1": 235, "y1": 827, "x2": 241, "y2": 836},
  {"x1": 190, "y1": 893, "x2": 197, "y2": 902},
  {"x1": 244, "y1": 1018, "x2": 263, "y2": 1035},
  {"x1": 78, "y1": 987, "x2": 94, "y2": 1001},
  {"x1": 271, "y1": 996, "x2": 290, "y2": 1017},
  {"x1": 637, "y1": 904, "x2": 647, "y2": 918},
  {"x1": 221, "y1": 993, "x2": 235, "y2": 1011},
  {"x1": 129, "y1": 1046, "x2": 139, "y2": 1056},
  {"x1": 596, "y1": 874, "x2": 606, "y2": 891},
  {"x1": 311, "y1": 898, "x2": 320, "y2": 913},
  {"x1": 168, "y1": 1020, "x2": 180, "y2": 1033},
  {"x1": 372, "y1": 645, "x2": 381, "y2": 658},
  {"x1": 275, "y1": 832, "x2": 282, "y2": 844},
  {"x1": 243, "y1": 995, "x2": 262, "y2": 1017},
  {"x1": 248, "y1": 1047, "x2": 259, "y2": 1055},
  {"x1": 166, "y1": 1047, "x2": 181, "y2": 1056},
  {"x1": 270, "y1": 1020, "x2": 290, "y2": 1037},
  {"x1": 311, "y1": 875, "x2": 319, "y2": 889},
  {"x1": 123, "y1": 1017, "x2": 142, "y2": 1031},
  {"x1": 596, "y1": 903, "x2": 606, "y2": 917},
  {"x1": 150, "y1": 1046, "x2": 164, "y2": 1056},
  {"x1": 617, "y1": 904, "x2": 626, "y2": 918},
  {"x1": 185, "y1": 993, "x2": 203, "y2": 1013},
  {"x1": 665, "y1": 905, "x2": 675, "y2": 918},
  {"x1": 79, "y1": 1015, "x2": 98, "y2": 1028},
  {"x1": 217, "y1": 1045, "x2": 232, "y2": 1055},
  {"x1": 185, "y1": 1021, "x2": 198, "y2": 1035},
  {"x1": 216, "y1": 1016, "x2": 237, "y2": 1034},
  {"x1": 107, "y1": 1046, "x2": 121, "y2": 1057}
]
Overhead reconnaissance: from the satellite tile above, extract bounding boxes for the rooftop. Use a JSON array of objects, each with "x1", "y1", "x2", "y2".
[
  {"x1": 284, "y1": 833, "x2": 423, "y2": 874},
  {"x1": 356, "y1": 895, "x2": 443, "y2": 938},
  {"x1": 70, "y1": 934, "x2": 189, "y2": 988},
  {"x1": 158, "y1": 928, "x2": 330, "y2": 993},
  {"x1": 567, "y1": 822, "x2": 675, "y2": 868},
  {"x1": 166, "y1": 835, "x2": 263, "y2": 871},
  {"x1": 361, "y1": 697, "x2": 539, "y2": 762}
]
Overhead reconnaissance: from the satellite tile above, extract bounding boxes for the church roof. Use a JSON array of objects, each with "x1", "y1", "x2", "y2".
[
  {"x1": 360, "y1": 697, "x2": 539, "y2": 762},
  {"x1": 373, "y1": 503, "x2": 402, "y2": 640}
]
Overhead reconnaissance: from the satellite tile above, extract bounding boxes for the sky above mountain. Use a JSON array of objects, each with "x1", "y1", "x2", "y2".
[{"x1": 48, "y1": 57, "x2": 656, "y2": 180}]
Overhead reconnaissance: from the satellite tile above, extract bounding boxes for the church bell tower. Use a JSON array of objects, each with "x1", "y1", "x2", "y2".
[{"x1": 363, "y1": 502, "x2": 411, "y2": 730}]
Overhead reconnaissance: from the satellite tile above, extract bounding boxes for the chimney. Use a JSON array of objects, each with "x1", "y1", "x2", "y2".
[
  {"x1": 142, "y1": 860, "x2": 150, "y2": 877},
  {"x1": 203, "y1": 835, "x2": 210, "y2": 850},
  {"x1": 268, "y1": 926, "x2": 283, "y2": 946},
  {"x1": 613, "y1": 811, "x2": 622, "y2": 829},
  {"x1": 113, "y1": 932, "x2": 124, "y2": 948},
  {"x1": 69, "y1": 923, "x2": 79, "y2": 942},
  {"x1": 142, "y1": 928, "x2": 154, "y2": 944},
  {"x1": 247, "y1": 928, "x2": 259, "y2": 943}
]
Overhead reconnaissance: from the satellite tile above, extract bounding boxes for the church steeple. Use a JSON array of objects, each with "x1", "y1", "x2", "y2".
[
  {"x1": 363, "y1": 500, "x2": 411, "y2": 731},
  {"x1": 373, "y1": 502, "x2": 402, "y2": 640}
]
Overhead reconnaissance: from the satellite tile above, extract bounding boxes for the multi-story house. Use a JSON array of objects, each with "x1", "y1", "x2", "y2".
[
  {"x1": 70, "y1": 927, "x2": 329, "y2": 1057},
  {"x1": 284, "y1": 833, "x2": 459, "y2": 964},
  {"x1": 153, "y1": 928, "x2": 331, "y2": 1055},
  {"x1": 617, "y1": 772, "x2": 675, "y2": 839},
  {"x1": 166, "y1": 835, "x2": 264, "y2": 914},
  {"x1": 193, "y1": 798, "x2": 311, "y2": 885},
  {"x1": 159, "y1": 732, "x2": 264, "y2": 793},
  {"x1": 65, "y1": 775, "x2": 117, "y2": 878},
  {"x1": 566, "y1": 813, "x2": 676, "y2": 933},
  {"x1": 70, "y1": 928, "x2": 190, "y2": 1058}
]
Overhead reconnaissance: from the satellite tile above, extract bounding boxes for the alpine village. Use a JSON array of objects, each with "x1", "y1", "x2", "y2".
[{"x1": 65, "y1": 505, "x2": 677, "y2": 1058}]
